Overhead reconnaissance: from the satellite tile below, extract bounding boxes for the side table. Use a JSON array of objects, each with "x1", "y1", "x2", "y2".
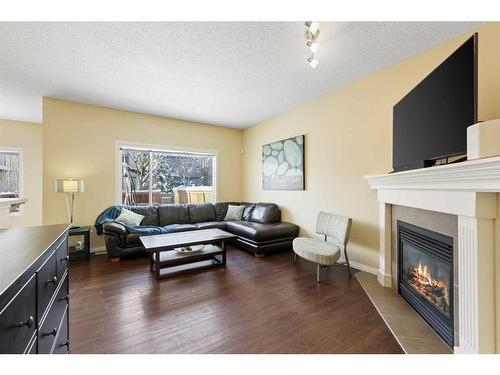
[{"x1": 69, "y1": 226, "x2": 91, "y2": 260}]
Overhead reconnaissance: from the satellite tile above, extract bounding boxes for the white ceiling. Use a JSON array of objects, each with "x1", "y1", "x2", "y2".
[{"x1": 0, "y1": 22, "x2": 484, "y2": 128}]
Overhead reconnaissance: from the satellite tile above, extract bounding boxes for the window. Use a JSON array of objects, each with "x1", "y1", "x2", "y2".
[
  {"x1": 119, "y1": 144, "x2": 216, "y2": 205},
  {"x1": 0, "y1": 148, "x2": 21, "y2": 198}
]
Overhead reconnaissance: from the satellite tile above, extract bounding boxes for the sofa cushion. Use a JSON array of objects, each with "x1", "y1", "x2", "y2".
[
  {"x1": 116, "y1": 208, "x2": 145, "y2": 227},
  {"x1": 224, "y1": 205, "x2": 245, "y2": 221},
  {"x1": 194, "y1": 221, "x2": 227, "y2": 230},
  {"x1": 214, "y1": 202, "x2": 240, "y2": 221},
  {"x1": 225, "y1": 221, "x2": 299, "y2": 242},
  {"x1": 171, "y1": 224, "x2": 198, "y2": 233},
  {"x1": 250, "y1": 203, "x2": 280, "y2": 224},
  {"x1": 240, "y1": 202, "x2": 256, "y2": 221},
  {"x1": 126, "y1": 205, "x2": 159, "y2": 226},
  {"x1": 188, "y1": 203, "x2": 216, "y2": 223},
  {"x1": 158, "y1": 204, "x2": 190, "y2": 226}
]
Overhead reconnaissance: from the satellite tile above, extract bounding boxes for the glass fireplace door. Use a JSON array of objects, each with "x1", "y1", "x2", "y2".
[{"x1": 401, "y1": 242, "x2": 452, "y2": 318}]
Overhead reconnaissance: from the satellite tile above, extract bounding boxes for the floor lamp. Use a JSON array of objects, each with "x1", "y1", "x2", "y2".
[{"x1": 55, "y1": 178, "x2": 85, "y2": 228}]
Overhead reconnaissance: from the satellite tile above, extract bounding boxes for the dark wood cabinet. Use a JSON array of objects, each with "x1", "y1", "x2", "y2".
[
  {"x1": 37, "y1": 250, "x2": 59, "y2": 323},
  {"x1": 27, "y1": 337, "x2": 37, "y2": 354},
  {"x1": 52, "y1": 309, "x2": 69, "y2": 354},
  {"x1": 56, "y1": 237, "x2": 70, "y2": 280},
  {"x1": 0, "y1": 224, "x2": 70, "y2": 354},
  {"x1": 0, "y1": 274, "x2": 36, "y2": 354},
  {"x1": 38, "y1": 273, "x2": 69, "y2": 354}
]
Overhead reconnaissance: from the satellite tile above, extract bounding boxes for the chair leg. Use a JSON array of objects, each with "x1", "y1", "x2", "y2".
[
  {"x1": 293, "y1": 253, "x2": 297, "y2": 263},
  {"x1": 344, "y1": 245, "x2": 352, "y2": 278},
  {"x1": 316, "y1": 264, "x2": 320, "y2": 283}
]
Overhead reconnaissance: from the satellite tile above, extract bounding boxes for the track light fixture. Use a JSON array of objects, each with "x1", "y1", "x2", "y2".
[{"x1": 305, "y1": 22, "x2": 320, "y2": 68}]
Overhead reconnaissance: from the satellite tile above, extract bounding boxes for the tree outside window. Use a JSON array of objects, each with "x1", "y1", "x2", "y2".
[
  {"x1": 0, "y1": 149, "x2": 21, "y2": 198},
  {"x1": 121, "y1": 147, "x2": 215, "y2": 205}
]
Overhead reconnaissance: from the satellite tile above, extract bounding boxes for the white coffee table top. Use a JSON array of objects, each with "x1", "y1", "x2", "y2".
[{"x1": 140, "y1": 228, "x2": 236, "y2": 251}]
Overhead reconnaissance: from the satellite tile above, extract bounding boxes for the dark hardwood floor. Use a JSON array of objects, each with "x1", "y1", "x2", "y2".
[{"x1": 69, "y1": 247, "x2": 403, "y2": 354}]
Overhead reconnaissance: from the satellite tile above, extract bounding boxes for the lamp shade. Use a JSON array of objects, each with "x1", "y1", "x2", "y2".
[{"x1": 55, "y1": 178, "x2": 85, "y2": 193}]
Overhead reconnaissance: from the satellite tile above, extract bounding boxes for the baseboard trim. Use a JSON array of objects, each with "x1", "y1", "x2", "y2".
[{"x1": 349, "y1": 260, "x2": 378, "y2": 275}]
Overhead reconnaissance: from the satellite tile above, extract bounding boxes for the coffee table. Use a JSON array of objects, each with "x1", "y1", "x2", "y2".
[{"x1": 140, "y1": 229, "x2": 236, "y2": 280}]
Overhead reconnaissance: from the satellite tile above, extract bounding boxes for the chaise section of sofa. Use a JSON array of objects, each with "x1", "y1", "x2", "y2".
[{"x1": 100, "y1": 201, "x2": 299, "y2": 259}]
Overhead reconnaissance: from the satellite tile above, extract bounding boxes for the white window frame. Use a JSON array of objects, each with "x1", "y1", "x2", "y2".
[
  {"x1": 0, "y1": 146, "x2": 23, "y2": 216},
  {"x1": 115, "y1": 141, "x2": 218, "y2": 205}
]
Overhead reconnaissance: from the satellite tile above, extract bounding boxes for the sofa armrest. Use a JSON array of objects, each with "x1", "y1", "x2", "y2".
[{"x1": 103, "y1": 222, "x2": 128, "y2": 235}]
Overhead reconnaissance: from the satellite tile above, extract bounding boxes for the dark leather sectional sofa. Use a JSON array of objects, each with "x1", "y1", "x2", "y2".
[{"x1": 102, "y1": 202, "x2": 299, "y2": 259}]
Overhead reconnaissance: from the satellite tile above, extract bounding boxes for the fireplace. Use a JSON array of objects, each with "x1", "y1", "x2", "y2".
[{"x1": 397, "y1": 220, "x2": 454, "y2": 348}]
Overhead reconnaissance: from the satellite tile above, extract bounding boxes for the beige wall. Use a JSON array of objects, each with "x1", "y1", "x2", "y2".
[
  {"x1": 242, "y1": 23, "x2": 500, "y2": 271},
  {"x1": 42, "y1": 98, "x2": 243, "y2": 248},
  {"x1": 0, "y1": 119, "x2": 43, "y2": 227}
]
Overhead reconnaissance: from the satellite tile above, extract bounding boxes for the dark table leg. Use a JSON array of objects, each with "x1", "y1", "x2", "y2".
[
  {"x1": 85, "y1": 230, "x2": 90, "y2": 260},
  {"x1": 150, "y1": 253, "x2": 154, "y2": 273},
  {"x1": 155, "y1": 250, "x2": 160, "y2": 280},
  {"x1": 221, "y1": 241, "x2": 226, "y2": 266}
]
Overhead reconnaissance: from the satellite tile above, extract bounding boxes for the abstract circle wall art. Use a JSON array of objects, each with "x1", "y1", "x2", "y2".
[{"x1": 262, "y1": 135, "x2": 305, "y2": 190}]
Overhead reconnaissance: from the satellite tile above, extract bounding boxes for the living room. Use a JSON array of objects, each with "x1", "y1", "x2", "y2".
[{"x1": 1, "y1": 0, "x2": 500, "y2": 372}]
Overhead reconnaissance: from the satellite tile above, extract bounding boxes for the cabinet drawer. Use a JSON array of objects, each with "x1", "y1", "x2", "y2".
[
  {"x1": 52, "y1": 309, "x2": 69, "y2": 354},
  {"x1": 55, "y1": 237, "x2": 69, "y2": 281},
  {"x1": 0, "y1": 275, "x2": 37, "y2": 354},
  {"x1": 38, "y1": 274, "x2": 68, "y2": 354},
  {"x1": 37, "y1": 250, "x2": 58, "y2": 321}
]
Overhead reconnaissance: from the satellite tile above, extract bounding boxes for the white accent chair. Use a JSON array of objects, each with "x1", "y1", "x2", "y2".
[{"x1": 292, "y1": 211, "x2": 352, "y2": 282}]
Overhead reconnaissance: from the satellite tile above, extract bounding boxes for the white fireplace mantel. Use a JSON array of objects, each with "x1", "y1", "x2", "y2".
[
  {"x1": 365, "y1": 155, "x2": 500, "y2": 192},
  {"x1": 364, "y1": 156, "x2": 500, "y2": 354}
]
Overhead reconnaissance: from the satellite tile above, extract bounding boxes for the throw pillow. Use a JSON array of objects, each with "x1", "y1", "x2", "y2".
[
  {"x1": 115, "y1": 207, "x2": 144, "y2": 227},
  {"x1": 224, "y1": 205, "x2": 245, "y2": 221}
]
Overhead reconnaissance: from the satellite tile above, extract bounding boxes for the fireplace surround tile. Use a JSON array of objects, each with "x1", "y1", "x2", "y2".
[
  {"x1": 356, "y1": 271, "x2": 451, "y2": 354},
  {"x1": 383, "y1": 312, "x2": 446, "y2": 341},
  {"x1": 397, "y1": 336, "x2": 452, "y2": 355}
]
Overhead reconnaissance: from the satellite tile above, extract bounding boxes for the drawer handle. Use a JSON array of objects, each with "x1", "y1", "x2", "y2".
[
  {"x1": 60, "y1": 255, "x2": 69, "y2": 263},
  {"x1": 59, "y1": 340, "x2": 70, "y2": 349},
  {"x1": 46, "y1": 276, "x2": 58, "y2": 285},
  {"x1": 43, "y1": 328, "x2": 58, "y2": 337},
  {"x1": 59, "y1": 294, "x2": 70, "y2": 302},
  {"x1": 16, "y1": 316, "x2": 34, "y2": 329}
]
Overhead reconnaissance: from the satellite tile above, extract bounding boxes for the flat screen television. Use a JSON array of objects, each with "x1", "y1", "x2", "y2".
[{"x1": 392, "y1": 33, "x2": 478, "y2": 172}]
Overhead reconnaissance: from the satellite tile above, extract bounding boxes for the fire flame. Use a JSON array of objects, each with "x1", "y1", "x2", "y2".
[{"x1": 412, "y1": 263, "x2": 449, "y2": 308}]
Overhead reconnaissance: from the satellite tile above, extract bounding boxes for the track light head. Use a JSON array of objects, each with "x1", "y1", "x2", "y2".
[
  {"x1": 310, "y1": 22, "x2": 319, "y2": 35},
  {"x1": 307, "y1": 54, "x2": 318, "y2": 69},
  {"x1": 307, "y1": 40, "x2": 319, "y2": 53},
  {"x1": 305, "y1": 21, "x2": 320, "y2": 35}
]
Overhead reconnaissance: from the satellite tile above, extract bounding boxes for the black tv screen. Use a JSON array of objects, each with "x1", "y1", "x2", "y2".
[{"x1": 393, "y1": 33, "x2": 478, "y2": 172}]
